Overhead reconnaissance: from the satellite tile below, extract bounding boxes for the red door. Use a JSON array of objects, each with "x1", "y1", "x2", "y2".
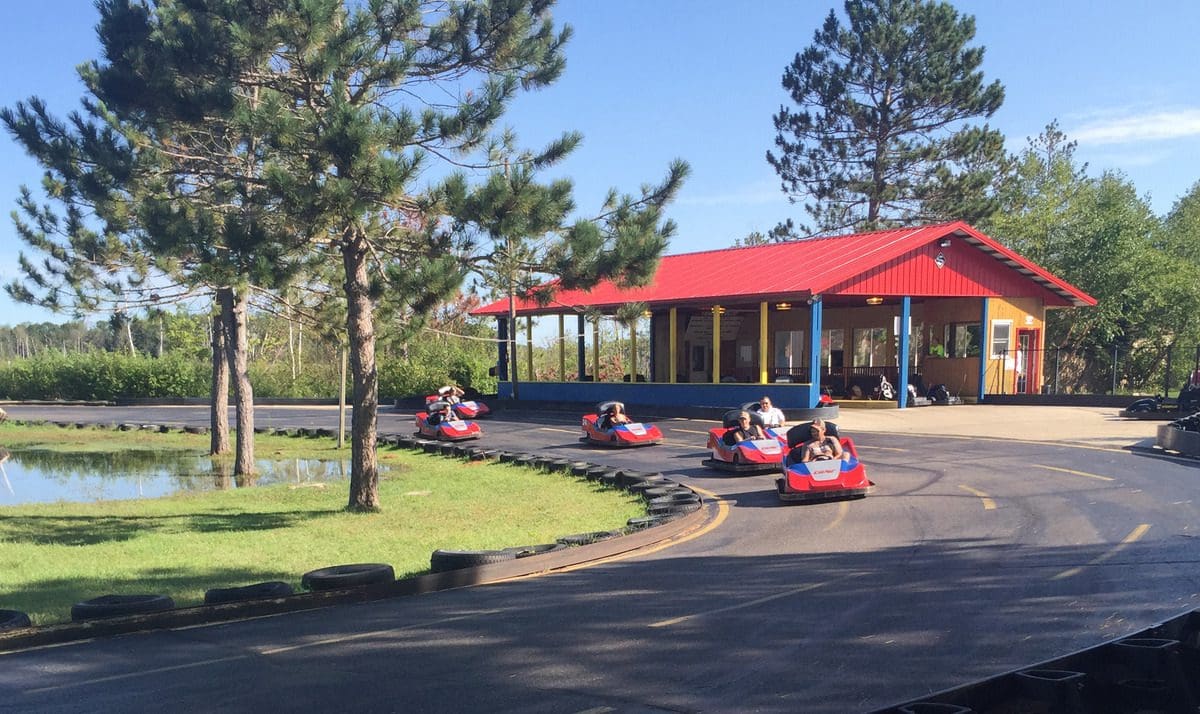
[{"x1": 1014, "y1": 329, "x2": 1041, "y2": 394}]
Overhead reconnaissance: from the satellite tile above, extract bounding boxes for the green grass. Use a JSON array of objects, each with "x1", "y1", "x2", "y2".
[{"x1": 0, "y1": 422, "x2": 646, "y2": 625}]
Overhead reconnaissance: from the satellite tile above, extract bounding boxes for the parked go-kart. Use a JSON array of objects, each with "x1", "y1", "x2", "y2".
[
  {"x1": 776, "y1": 421, "x2": 873, "y2": 503},
  {"x1": 424, "y1": 392, "x2": 491, "y2": 419},
  {"x1": 580, "y1": 401, "x2": 663, "y2": 447},
  {"x1": 415, "y1": 402, "x2": 482, "y2": 441},
  {"x1": 1124, "y1": 370, "x2": 1200, "y2": 416},
  {"x1": 704, "y1": 409, "x2": 787, "y2": 473}
]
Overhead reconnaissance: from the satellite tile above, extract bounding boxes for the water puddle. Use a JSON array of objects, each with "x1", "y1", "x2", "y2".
[{"x1": 0, "y1": 447, "x2": 375, "y2": 505}]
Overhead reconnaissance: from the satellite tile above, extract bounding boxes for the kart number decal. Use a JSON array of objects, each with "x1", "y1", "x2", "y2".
[
  {"x1": 750, "y1": 439, "x2": 780, "y2": 454},
  {"x1": 806, "y1": 460, "x2": 842, "y2": 482}
]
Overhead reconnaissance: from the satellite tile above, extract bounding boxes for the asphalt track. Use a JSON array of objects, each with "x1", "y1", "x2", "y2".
[{"x1": 2, "y1": 403, "x2": 1199, "y2": 713}]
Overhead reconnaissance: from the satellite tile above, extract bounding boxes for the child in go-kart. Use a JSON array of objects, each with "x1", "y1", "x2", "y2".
[
  {"x1": 428, "y1": 402, "x2": 460, "y2": 426},
  {"x1": 789, "y1": 418, "x2": 843, "y2": 463},
  {"x1": 598, "y1": 402, "x2": 632, "y2": 431},
  {"x1": 437, "y1": 385, "x2": 465, "y2": 404}
]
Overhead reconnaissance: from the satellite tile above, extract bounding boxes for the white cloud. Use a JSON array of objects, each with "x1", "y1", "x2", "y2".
[{"x1": 1070, "y1": 108, "x2": 1200, "y2": 145}]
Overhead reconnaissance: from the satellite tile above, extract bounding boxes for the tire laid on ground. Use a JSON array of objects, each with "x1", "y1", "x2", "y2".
[
  {"x1": 0, "y1": 609, "x2": 32, "y2": 630},
  {"x1": 301, "y1": 563, "x2": 395, "y2": 592},
  {"x1": 71, "y1": 594, "x2": 176, "y2": 622},
  {"x1": 421, "y1": 441, "x2": 441, "y2": 454},
  {"x1": 625, "y1": 514, "x2": 679, "y2": 530},
  {"x1": 503, "y1": 543, "x2": 566, "y2": 558},
  {"x1": 203, "y1": 581, "x2": 295, "y2": 605},
  {"x1": 649, "y1": 501, "x2": 703, "y2": 517},
  {"x1": 624, "y1": 478, "x2": 673, "y2": 495},
  {"x1": 598, "y1": 471, "x2": 622, "y2": 487},
  {"x1": 648, "y1": 492, "x2": 702, "y2": 507},
  {"x1": 571, "y1": 463, "x2": 593, "y2": 477},
  {"x1": 498, "y1": 451, "x2": 519, "y2": 463},
  {"x1": 556, "y1": 531, "x2": 622, "y2": 547},
  {"x1": 430, "y1": 549, "x2": 517, "y2": 573},
  {"x1": 438, "y1": 442, "x2": 457, "y2": 456},
  {"x1": 641, "y1": 486, "x2": 692, "y2": 500}
]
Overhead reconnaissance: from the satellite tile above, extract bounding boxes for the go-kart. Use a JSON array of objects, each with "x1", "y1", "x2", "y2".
[
  {"x1": 424, "y1": 393, "x2": 491, "y2": 419},
  {"x1": 580, "y1": 401, "x2": 663, "y2": 447},
  {"x1": 1123, "y1": 370, "x2": 1200, "y2": 417},
  {"x1": 776, "y1": 421, "x2": 873, "y2": 503},
  {"x1": 415, "y1": 402, "x2": 482, "y2": 441},
  {"x1": 704, "y1": 409, "x2": 787, "y2": 473}
]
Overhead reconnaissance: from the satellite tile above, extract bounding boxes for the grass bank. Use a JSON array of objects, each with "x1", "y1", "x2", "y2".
[{"x1": 0, "y1": 423, "x2": 646, "y2": 625}]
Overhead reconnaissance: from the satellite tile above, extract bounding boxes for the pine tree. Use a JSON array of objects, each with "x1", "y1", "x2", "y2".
[{"x1": 767, "y1": 0, "x2": 1006, "y2": 233}]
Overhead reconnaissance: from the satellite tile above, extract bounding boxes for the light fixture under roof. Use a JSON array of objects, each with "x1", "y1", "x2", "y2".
[
  {"x1": 712, "y1": 305, "x2": 725, "y2": 314},
  {"x1": 775, "y1": 302, "x2": 791, "y2": 311},
  {"x1": 866, "y1": 296, "x2": 884, "y2": 305}
]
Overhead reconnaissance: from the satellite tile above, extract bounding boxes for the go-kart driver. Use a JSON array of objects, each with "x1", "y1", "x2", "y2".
[
  {"x1": 789, "y1": 418, "x2": 843, "y2": 463},
  {"x1": 723, "y1": 411, "x2": 767, "y2": 445},
  {"x1": 752, "y1": 397, "x2": 786, "y2": 428},
  {"x1": 598, "y1": 402, "x2": 632, "y2": 431},
  {"x1": 428, "y1": 402, "x2": 461, "y2": 426}
]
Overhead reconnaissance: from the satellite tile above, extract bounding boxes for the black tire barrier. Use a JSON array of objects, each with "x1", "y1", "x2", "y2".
[
  {"x1": 71, "y1": 594, "x2": 176, "y2": 622},
  {"x1": 437, "y1": 442, "x2": 457, "y2": 456},
  {"x1": 597, "y1": 470, "x2": 622, "y2": 487},
  {"x1": 649, "y1": 501, "x2": 702, "y2": 517},
  {"x1": 615, "y1": 470, "x2": 662, "y2": 488},
  {"x1": 0, "y1": 609, "x2": 32, "y2": 630},
  {"x1": 203, "y1": 581, "x2": 296, "y2": 605},
  {"x1": 513, "y1": 454, "x2": 538, "y2": 467},
  {"x1": 421, "y1": 441, "x2": 441, "y2": 454},
  {"x1": 253, "y1": 426, "x2": 272, "y2": 434},
  {"x1": 467, "y1": 449, "x2": 488, "y2": 461},
  {"x1": 626, "y1": 480, "x2": 674, "y2": 497},
  {"x1": 647, "y1": 492, "x2": 702, "y2": 508},
  {"x1": 503, "y1": 543, "x2": 566, "y2": 558},
  {"x1": 896, "y1": 704, "x2": 973, "y2": 714},
  {"x1": 301, "y1": 563, "x2": 395, "y2": 592},
  {"x1": 556, "y1": 531, "x2": 622, "y2": 547},
  {"x1": 584, "y1": 467, "x2": 611, "y2": 482},
  {"x1": 641, "y1": 486, "x2": 692, "y2": 500},
  {"x1": 118, "y1": 423, "x2": 138, "y2": 431},
  {"x1": 184, "y1": 425, "x2": 209, "y2": 435},
  {"x1": 625, "y1": 514, "x2": 680, "y2": 530},
  {"x1": 1012, "y1": 669, "x2": 1088, "y2": 714},
  {"x1": 571, "y1": 463, "x2": 593, "y2": 477},
  {"x1": 498, "y1": 451, "x2": 518, "y2": 463},
  {"x1": 545, "y1": 458, "x2": 574, "y2": 473},
  {"x1": 430, "y1": 548, "x2": 518, "y2": 573}
]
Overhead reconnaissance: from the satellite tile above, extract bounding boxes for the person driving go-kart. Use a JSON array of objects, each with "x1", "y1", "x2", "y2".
[
  {"x1": 437, "y1": 385, "x2": 465, "y2": 405},
  {"x1": 598, "y1": 402, "x2": 632, "y2": 431},
  {"x1": 428, "y1": 401, "x2": 460, "y2": 426},
  {"x1": 723, "y1": 411, "x2": 767, "y2": 446},
  {"x1": 790, "y1": 418, "x2": 843, "y2": 462}
]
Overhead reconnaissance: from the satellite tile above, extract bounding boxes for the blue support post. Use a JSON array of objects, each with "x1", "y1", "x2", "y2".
[
  {"x1": 807, "y1": 297, "x2": 823, "y2": 408},
  {"x1": 897, "y1": 296, "x2": 911, "y2": 409},
  {"x1": 977, "y1": 298, "x2": 989, "y2": 402}
]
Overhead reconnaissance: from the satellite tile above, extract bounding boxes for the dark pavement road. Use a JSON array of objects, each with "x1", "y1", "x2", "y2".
[{"x1": 1, "y1": 403, "x2": 1197, "y2": 712}]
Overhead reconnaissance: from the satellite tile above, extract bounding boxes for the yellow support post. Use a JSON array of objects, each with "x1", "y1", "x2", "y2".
[
  {"x1": 630, "y1": 320, "x2": 637, "y2": 382},
  {"x1": 712, "y1": 306, "x2": 721, "y2": 384},
  {"x1": 759, "y1": 301, "x2": 768, "y2": 384},
  {"x1": 669, "y1": 307, "x2": 677, "y2": 384}
]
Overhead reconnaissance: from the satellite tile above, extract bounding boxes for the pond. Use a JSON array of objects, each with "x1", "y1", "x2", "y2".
[{"x1": 0, "y1": 447, "x2": 368, "y2": 506}]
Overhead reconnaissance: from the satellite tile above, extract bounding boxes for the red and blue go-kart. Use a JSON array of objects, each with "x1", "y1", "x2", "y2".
[
  {"x1": 580, "y1": 401, "x2": 663, "y2": 447},
  {"x1": 776, "y1": 421, "x2": 873, "y2": 503},
  {"x1": 424, "y1": 393, "x2": 491, "y2": 419},
  {"x1": 704, "y1": 409, "x2": 787, "y2": 473},
  {"x1": 415, "y1": 402, "x2": 482, "y2": 441}
]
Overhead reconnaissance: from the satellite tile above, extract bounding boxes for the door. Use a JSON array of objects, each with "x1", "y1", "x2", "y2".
[
  {"x1": 689, "y1": 344, "x2": 710, "y2": 383},
  {"x1": 1014, "y1": 329, "x2": 1040, "y2": 394}
]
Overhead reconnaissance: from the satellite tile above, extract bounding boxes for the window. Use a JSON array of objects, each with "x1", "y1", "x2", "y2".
[
  {"x1": 852, "y1": 327, "x2": 888, "y2": 367},
  {"x1": 943, "y1": 322, "x2": 981, "y2": 358},
  {"x1": 892, "y1": 317, "x2": 921, "y2": 367},
  {"x1": 990, "y1": 320, "x2": 1012, "y2": 359},
  {"x1": 774, "y1": 330, "x2": 804, "y2": 373}
]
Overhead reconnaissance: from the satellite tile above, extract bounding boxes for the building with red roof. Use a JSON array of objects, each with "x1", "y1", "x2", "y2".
[{"x1": 473, "y1": 221, "x2": 1095, "y2": 410}]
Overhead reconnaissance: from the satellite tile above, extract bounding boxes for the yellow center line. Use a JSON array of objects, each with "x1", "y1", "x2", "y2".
[
  {"x1": 822, "y1": 500, "x2": 850, "y2": 531},
  {"x1": 1032, "y1": 464, "x2": 1114, "y2": 481},
  {"x1": 649, "y1": 574, "x2": 861, "y2": 628},
  {"x1": 1053, "y1": 523, "x2": 1151, "y2": 580},
  {"x1": 958, "y1": 484, "x2": 996, "y2": 510}
]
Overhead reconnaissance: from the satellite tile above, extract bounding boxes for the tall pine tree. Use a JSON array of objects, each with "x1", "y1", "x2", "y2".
[{"x1": 767, "y1": 0, "x2": 1006, "y2": 234}]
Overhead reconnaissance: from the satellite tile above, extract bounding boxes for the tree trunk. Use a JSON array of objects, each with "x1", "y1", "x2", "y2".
[
  {"x1": 343, "y1": 234, "x2": 380, "y2": 511},
  {"x1": 209, "y1": 304, "x2": 231, "y2": 456},
  {"x1": 125, "y1": 319, "x2": 137, "y2": 356},
  {"x1": 219, "y1": 287, "x2": 255, "y2": 476}
]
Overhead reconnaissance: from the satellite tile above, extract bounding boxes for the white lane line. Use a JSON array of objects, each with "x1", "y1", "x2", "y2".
[
  {"x1": 958, "y1": 484, "x2": 997, "y2": 510},
  {"x1": 1032, "y1": 464, "x2": 1114, "y2": 482},
  {"x1": 648, "y1": 575, "x2": 859, "y2": 628},
  {"x1": 25, "y1": 655, "x2": 249, "y2": 694},
  {"x1": 1052, "y1": 524, "x2": 1151, "y2": 580}
]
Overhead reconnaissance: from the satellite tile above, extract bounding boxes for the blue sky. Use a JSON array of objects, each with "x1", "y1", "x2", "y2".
[{"x1": 2, "y1": 0, "x2": 1198, "y2": 326}]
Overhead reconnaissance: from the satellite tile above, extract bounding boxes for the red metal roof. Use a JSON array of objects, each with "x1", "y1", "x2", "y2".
[{"x1": 472, "y1": 221, "x2": 1096, "y2": 316}]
